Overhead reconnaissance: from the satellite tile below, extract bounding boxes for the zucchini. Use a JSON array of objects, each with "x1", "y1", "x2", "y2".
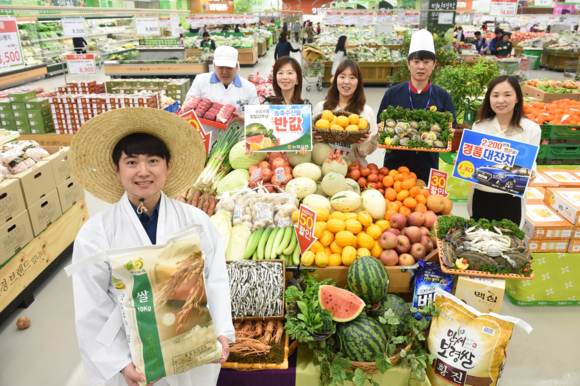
[
  {"x1": 252, "y1": 249, "x2": 258, "y2": 260},
  {"x1": 243, "y1": 228, "x2": 263, "y2": 259},
  {"x1": 271, "y1": 226, "x2": 286, "y2": 259},
  {"x1": 283, "y1": 228, "x2": 297, "y2": 255},
  {"x1": 276, "y1": 226, "x2": 293, "y2": 255},
  {"x1": 265, "y1": 227, "x2": 280, "y2": 260},
  {"x1": 257, "y1": 227, "x2": 273, "y2": 260},
  {"x1": 292, "y1": 242, "x2": 301, "y2": 266}
]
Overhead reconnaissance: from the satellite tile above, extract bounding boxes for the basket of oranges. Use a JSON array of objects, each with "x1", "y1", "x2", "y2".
[{"x1": 313, "y1": 109, "x2": 370, "y2": 145}]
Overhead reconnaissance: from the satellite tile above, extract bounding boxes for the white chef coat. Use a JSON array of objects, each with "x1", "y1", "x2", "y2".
[
  {"x1": 312, "y1": 101, "x2": 379, "y2": 167},
  {"x1": 71, "y1": 192, "x2": 234, "y2": 386},
  {"x1": 467, "y1": 116, "x2": 542, "y2": 227},
  {"x1": 185, "y1": 72, "x2": 260, "y2": 116}
]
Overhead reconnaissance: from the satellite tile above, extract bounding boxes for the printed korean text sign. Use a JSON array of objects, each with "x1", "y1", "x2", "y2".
[
  {"x1": 180, "y1": 110, "x2": 212, "y2": 153},
  {"x1": 490, "y1": 0, "x2": 517, "y2": 17},
  {"x1": 62, "y1": 18, "x2": 86, "y2": 38},
  {"x1": 428, "y1": 169, "x2": 449, "y2": 197},
  {"x1": 0, "y1": 20, "x2": 25, "y2": 70},
  {"x1": 136, "y1": 18, "x2": 161, "y2": 36},
  {"x1": 66, "y1": 54, "x2": 96, "y2": 75},
  {"x1": 296, "y1": 205, "x2": 317, "y2": 254},
  {"x1": 452, "y1": 130, "x2": 539, "y2": 198},
  {"x1": 245, "y1": 105, "x2": 312, "y2": 152}
]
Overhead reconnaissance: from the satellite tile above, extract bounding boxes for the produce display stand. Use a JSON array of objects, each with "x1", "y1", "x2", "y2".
[
  {"x1": 258, "y1": 40, "x2": 267, "y2": 58},
  {"x1": 239, "y1": 41, "x2": 259, "y2": 67},
  {"x1": 104, "y1": 62, "x2": 208, "y2": 78},
  {"x1": 0, "y1": 200, "x2": 88, "y2": 325},
  {"x1": 322, "y1": 61, "x2": 394, "y2": 86},
  {"x1": 185, "y1": 48, "x2": 203, "y2": 57},
  {"x1": 514, "y1": 45, "x2": 524, "y2": 57},
  {"x1": 391, "y1": 62, "x2": 409, "y2": 82},
  {"x1": 378, "y1": 139, "x2": 452, "y2": 152},
  {"x1": 136, "y1": 47, "x2": 187, "y2": 60},
  {"x1": 542, "y1": 49, "x2": 580, "y2": 72},
  {"x1": 0, "y1": 64, "x2": 48, "y2": 89},
  {"x1": 18, "y1": 134, "x2": 74, "y2": 147}
]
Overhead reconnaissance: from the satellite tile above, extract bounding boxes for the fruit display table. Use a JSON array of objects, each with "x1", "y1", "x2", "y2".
[{"x1": 136, "y1": 47, "x2": 187, "y2": 60}]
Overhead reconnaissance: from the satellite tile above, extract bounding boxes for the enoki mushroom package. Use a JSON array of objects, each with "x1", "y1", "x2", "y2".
[
  {"x1": 427, "y1": 287, "x2": 532, "y2": 386},
  {"x1": 108, "y1": 225, "x2": 222, "y2": 384}
]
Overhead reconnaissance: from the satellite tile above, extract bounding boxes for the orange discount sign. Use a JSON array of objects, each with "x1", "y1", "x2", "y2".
[{"x1": 296, "y1": 205, "x2": 317, "y2": 254}]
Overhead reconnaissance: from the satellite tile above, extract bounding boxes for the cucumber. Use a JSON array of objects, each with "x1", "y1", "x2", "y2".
[
  {"x1": 276, "y1": 226, "x2": 293, "y2": 256},
  {"x1": 283, "y1": 228, "x2": 297, "y2": 255},
  {"x1": 252, "y1": 249, "x2": 258, "y2": 260},
  {"x1": 271, "y1": 226, "x2": 286, "y2": 259},
  {"x1": 243, "y1": 228, "x2": 263, "y2": 259},
  {"x1": 265, "y1": 227, "x2": 280, "y2": 260},
  {"x1": 284, "y1": 254, "x2": 291, "y2": 266},
  {"x1": 292, "y1": 242, "x2": 301, "y2": 266},
  {"x1": 257, "y1": 227, "x2": 273, "y2": 260}
]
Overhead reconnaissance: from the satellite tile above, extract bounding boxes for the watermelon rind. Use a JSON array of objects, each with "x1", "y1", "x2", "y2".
[
  {"x1": 337, "y1": 314, "x2": 387, "y2": 362},
  {"x1": 347, "y1": 256, "x2": 390, "y2": 304},
  {"x1": 318, "y1": 285, "x2": 365, "y2": 322}
]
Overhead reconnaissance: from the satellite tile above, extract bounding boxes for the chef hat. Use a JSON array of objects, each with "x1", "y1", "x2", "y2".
[{"x1": 409, "y1": 29, "x2": 435, "y2": 55}]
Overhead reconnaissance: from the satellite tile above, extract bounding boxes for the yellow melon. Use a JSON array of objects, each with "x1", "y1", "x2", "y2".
[
  {"x1": 345, "y1": 125, "x2": 359, "y2": 131},
  {"x1": 358, "y1": 118, "x2": 368, "y2": 130},
  {"x1": 348, "y1": 114, "x2": 360, "y2": 125},
  {"x1": 316, "y1": 119, "x2": 331, "y2": 129},
  {"x1": 321, "y1": 110, "x2": 334, "y2": 121},
  {"x1": 335, "y1": 115, "x2": 349, "y2": 128},
  {"x1": 330, "y1": 124, "x2": 344, "y2": 131}
]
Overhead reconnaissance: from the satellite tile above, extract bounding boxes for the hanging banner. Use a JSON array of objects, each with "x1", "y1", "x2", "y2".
[
  {"x1": 136, "y1": 18, "x2": 160, "y2": 36},
  {"x1": 326, "y1": 11, "x2": 341, "y2": 24},
  {"x1": 405, "y1": 12, "x2": 420, "y2": 24},
  {"x1": 358, "y1": 12, "x2": 374, "y2": 24},
  {"x1": 234, "y1": 0, "x2": 265, "y2": 13},
  {"x1": 490, "y1": 0, "x2": 517, "y2": 17},
  {"x1": 535, "y1": 0, "x2": 552, "y2": 5},
  {"x1": 66, "y1": 54, "x2": 96, "y2": 75},
  {"x1": 342, "y1": 12, "x2": 358, "y2": 25},
  {"x1": 62, "y1": 18, "x2": 86, "y2": 38},
  {"x1": 472, "y1": 0, "x2": 491, "y2": 11},
  {"x1": 0, "y1": 20, "x2": 24, "y2": 70},
  {"x1": 378, "y1": 12, "x2": 393, "y2": 23},
  {"x1": 473, "y1": 13, "x2": 484, "y2": 23}
]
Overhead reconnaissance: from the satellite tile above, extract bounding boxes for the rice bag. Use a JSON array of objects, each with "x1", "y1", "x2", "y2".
[
  {"x1": 427, "y1": 287, "x2": 532, "y2": 386},
  {"x1": 410, "y1": 260, "x2": 455, "y2": 321}
]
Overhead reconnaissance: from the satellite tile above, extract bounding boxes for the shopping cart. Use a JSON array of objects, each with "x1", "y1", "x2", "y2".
[{"x1": 301, "y1": 56, "x2": 324, "y2": 92}]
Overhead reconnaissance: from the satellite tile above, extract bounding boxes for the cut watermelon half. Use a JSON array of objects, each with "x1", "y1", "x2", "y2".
[{"x1": 319, "y1": 285, "x2": 365, "y2": 323}]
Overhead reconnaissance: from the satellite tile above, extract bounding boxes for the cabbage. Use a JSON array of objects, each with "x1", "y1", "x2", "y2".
[
  {"x1": 225, "y1": 225, "x2": 251, "y2": 261},
  {"x1": 229, "y1": 141, "x2": 267, "y2": 169},
  {"x1": 216, "y1": 169, "x2": 250, "y2": 195},
  {"x1": 211, "y1": 211, "x2": 232, "y2": 253}
]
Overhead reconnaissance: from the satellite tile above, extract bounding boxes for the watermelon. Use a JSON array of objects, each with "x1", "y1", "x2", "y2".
[
  {"x1": 368, "y1": 294, "x2": 411, "y2": 335},
  {"x1": 337, "y1": 314, "x2": 387, "y2": 362},
  {"x1": 347, "y1": 256, "x2": 390, "y2": 304},
  {"x1": 318, "y1": 285, "x2": 365, "y2": 322}
]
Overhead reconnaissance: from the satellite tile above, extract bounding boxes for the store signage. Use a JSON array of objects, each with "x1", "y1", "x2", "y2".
[
  {"x1": 244, "y1": 105, "x2": 312, "y2": 152},
  {"x1": 0, "y1": 20, "x2": 24, "y2": 70},
  {"x1": 62, "y1": 18, "x2": 86, "y2": 38},
  {"x1": 472, "y1": 0, "x2": 491, "y2": 11},
  {"x1": 234, "y1": 15, "x2": 245, "y2": 25},
  {"x1": 342, "y1": 12, "x2": 357, "y2": 24},
  {"x1": 405, "y1": 12, "x2": 420, "y2": 24},
  {"x1": 359, "y1": 12, "x2": 373, "y2": 24},
  {"x1": 326, "y1": 11, "x2": 341, "y2": 24},
  {"x1": 535, "y1": 0, "x2": 551, "y2": 5},
  {"x1": 296, "y1": 204, "x2": 317, "y2": 254},
  {"x1": 490, "y1": 0, "x2": 517, "y2": 17},
  {"x1": 566, "y1": 16, "x2": 579, "y2": 25},
  {"x1": 377, "y1": 12, "x2": 393, "y2": 23},
  {"x1": 180, "y1": 110, "x2": 212, "y2": 153},
  {"x1": 452, "y1": 130, "x2": 539, "y2": 198},
  {"x1": 473, "y1": 13, "x2": 484, "y2": 23},
  {"x1": 427, "y1": 169, "x2": 449, "y2": 197},
  {"x1": 159, "y1": 18, "x2": 171, "y2": 29},
  {"x1": 438, "y1": 12, "x2": 454, "y2": 24},
  {"x1": 222, "y1": 15, "x2": 233, "y2": 24},
  {"x1": 136, "y1": 18, "x2": 160, "y2": 36},
  {"x1": 66, "y1": 54, "x2": 96, "y2": 75},
  {"x1": 188, "y1": 17, "x2": 204, "y2": 28}
]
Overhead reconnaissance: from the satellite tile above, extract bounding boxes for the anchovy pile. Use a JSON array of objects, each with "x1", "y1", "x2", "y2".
[{"x1": 227, "y1": 261, "x2": 283, "y2": 319}]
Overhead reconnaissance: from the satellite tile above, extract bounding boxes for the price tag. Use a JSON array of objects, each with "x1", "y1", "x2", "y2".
[
  {"x1": 296, "y1": 204, "x2": 317, "y2": 254},
  {"x1": 0, "y1": 20, "x2": 24, "y2": 70},
  {"x1": 255, "y1": 202, "x2": 272, "y2": 221},
  {"x1": 66, "y1": 54, "x2": 96, "y2": 75},
  {"x1": 136, "y1": 18, "x2": 160, "y2": 36},
  {"x1": 490, "y1": 0, "x2": 517, "y2": 18},
  {"x1": 234, "y1": 205, "x2": 243, "y2": 222},
  {"x1": 438, "y1": 12, "x2": 454, "y2": 24},
  {"x1": 278, "y1": 219, "x2": 292, "y2": 227},
  {"x1": 427, "y1": 169, "x2": 449, "y2": 197},
  {"x1": 62, "y1": 18, "x2": 86, "y2": 37},
  {"x1": 358, "y1": 12, "x2": 373, "y2": 25},
  {"x1": 377, "y1": 12, "x2": 392, "y2": 23},
  {"x1": 275, "y1": 167, "x2": 286, "y2": 183},
  {"x1": 252, "y1": 168, "x2": 262, "y2": 182}
]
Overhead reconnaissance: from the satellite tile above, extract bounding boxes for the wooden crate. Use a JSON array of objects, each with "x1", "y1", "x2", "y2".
[
  {"x1": 18, "y1": 133, "x2": 75, "y2": 146},
  {"x1": 322, "y1": 61, "x2": 393, "y2": 84},
  {"x1": 258, "y1": 41, "x2": 266, "y2": 57},
  {"x1": 239, "y1": 42, "x2": 258, "y2": 67},
  {"x1": 514, "y1": 45, "x2": 523, "y2": 57}
]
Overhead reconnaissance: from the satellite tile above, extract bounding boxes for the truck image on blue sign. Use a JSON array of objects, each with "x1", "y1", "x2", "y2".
[{"x1": 474, "y1": 163, "x2": 531, "y2": 194}]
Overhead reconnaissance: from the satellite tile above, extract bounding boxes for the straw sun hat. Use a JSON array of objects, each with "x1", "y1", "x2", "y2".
[{"x1": 70, "y1": 108, "x2": 205, "y2": 204}]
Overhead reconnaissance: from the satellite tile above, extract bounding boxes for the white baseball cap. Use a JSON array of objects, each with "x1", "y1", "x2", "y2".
[
  {"x1": 409, "y1": 29, "x2": 435, "y2": 55},
  {"x1": 214, "y1": 46, "x2": 239, "y2": 68}
]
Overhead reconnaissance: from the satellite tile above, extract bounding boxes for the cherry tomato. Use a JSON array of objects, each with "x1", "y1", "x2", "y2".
[
  {"x1": 379, "y1": 167, "x2": 389, "y2": 175},
  {"x1": 523, "y1": 268, "x2": 529, "y2": 273},
  {"x1": 450, "y1": 228, "x2": 455, "y2": 233},
  {"x1": 358, "y1": 178, "x2": 368, "y2": 188},
  {"x1": 367, "y1": 182, "x2": 377, "y2": 189},
  {"x1": 378, "y1": 188, "x2": 385, "y2": 195},
  {"x1": 361, "y1": 168, "x2": 371, "y2": 177},
  {"x1": 376, "y1": 182, "x2": 384, "y2": 189},
  {"x1": 377, "y1": 174, "x2": 385, "y2": 182},
  {"x1": 368, "y1": 163, "x2": 378, "y2": 169},
  {"x1": 462, "y1": 259, "x2": 467, "y2": 265},
  {"x1": 368, "y1": 174, "x2": 378, "y2": 182}
]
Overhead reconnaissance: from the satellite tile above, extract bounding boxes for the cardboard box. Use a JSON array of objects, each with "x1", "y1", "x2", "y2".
[
  {"x1": 14, "y1": 118, "x2": 29, "y2": 128},
  {"x1": 1, "y1": 118, "x2": 16, "y2": 129},
  {"x1": 524, "y1": 236, "x2": 570, "y2": 253},
  {"x1": 543, "y1": 188, "x2": 580, "y2": 225},
  {"x1": 27, "y1": 189, "x2": 62, "y2": 237},
  {"x1": 526, "y1": 187, "x2": 545, "y2": 200},
  {"x1": 10, "y1": 102, "x2": 27, "y2": 112},
  {"x1": 56, "y1": 176, "x2": 84, "y2": 213},
  {"x1": 8, "y1": 90, "x2": 36, "y2": 103},
  {"x1": 13, "y1": 110, "x2": 26, "y2": 119},
  {"x1": 302, "y1": 47, "x2": 326, "y2": 63},
  {"x1": 7, "y1": 161, "x2": 56, "y2": 207},
  {"x1": 0, "y1": 110, "x2": 15, "y2": 120},
  {"x1": 17, "y1": 126, "x2": 32, "y2": 135},
  {"x1": 42, "y1": 147, "x2": 72, "y2": 186},
  {"x1": 520, "y1": 84, "x2": 579, "y2": 103},
  {"x1": 28, "y1": 115, "x2": 53, "y2": 128},
  {"x1": 0, "y1": 210, "x2": 34, "y2": 265},
  {"x1": 569, "y1": 239, "x2": 580, "y2": 253},
  {"x1": 25, "y1": 98, "x2": 50, "y2": 110},
  {"x1": 523, "y1": 200, "x2": 574, "y2": 239},
  {"x1": 541, "y1": 170, "x2": 580, "y2": 187},
  {"x1": 454, "y1": 276, "x2": 505, "y2": 314},
  {"x1": 0, "y1": 99, "x2": 11, "y2": 111},
  {"x1": 0, "y1": 178, "x2": 26, "y2": 225},
  {"x1": 531, "y1": 172, "x2": 559, "y2": 188}
]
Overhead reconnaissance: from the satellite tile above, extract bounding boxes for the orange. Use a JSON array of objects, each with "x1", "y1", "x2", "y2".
[
  {"x1": 396, "y1": 190, "x2": 409, "y2": 201},
  {"x1": 409, "y1": 172, "x2": 417, "y2": 180},
  {"x1": 416, "y1": 203, "x2": 427, "y2": 213},
  {"x1": 419, "y1": 188, "x2": 431, "y2": 198},
  {"x1": 385, "y1": 188, "x2": 397, "y2": 201},
  {"x1": 394, "y1": 200, "x2": 403, "y2": 208},
  {"x1": 409, "y1": 186, "x2": 421, "y2": 197},
  {"x1": 416, "y1": 194, "x2": 427, "y2": 204},
  {"x1": 394, "y1": 181, "x2": 402, "y2": 192},
  {"x1": 403, "y1": 197, "x2": 417, "y2": 208},
  {"x1": 401, "y1": 179, "x2": 414, "y2": 190},
  {"x1": 388, "y1": 169, "x2": 398, "y2": 178},
  {"x1": 383, "y1": 176, "x2": 394, "y2": 187},
  {"x1": 399, "y1": 206, "x2": 411, "y2": 216},
  {"x1": 395, "y1": 173, "x2": 406, "y2": 182},
  {"x1": 398, "y1": 166, "x2": 410, "y2": 174},
  {"x1": 387, "y1": 202, "x2": 399, "y2": 212},
  {"x1": 384, "y1": 209, "x2": 397, "y2": 221}
]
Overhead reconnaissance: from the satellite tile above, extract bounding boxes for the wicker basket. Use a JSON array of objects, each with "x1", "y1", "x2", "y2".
[
  {"x1": 350, "y1": 340, "x2": 413, "y2": 373},
  {"x1": 313, "y1": 109, "x2": 370, "y2": 145}
]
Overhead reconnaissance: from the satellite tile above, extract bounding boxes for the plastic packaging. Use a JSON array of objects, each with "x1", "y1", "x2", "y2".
[{"x1": 410, "y1": 260, "x2": 455, "y2": 321}]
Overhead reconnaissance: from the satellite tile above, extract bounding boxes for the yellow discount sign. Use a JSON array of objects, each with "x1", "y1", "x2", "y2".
[{"x1": 457, "y1": 161, "x2": 475, "y2": 179}]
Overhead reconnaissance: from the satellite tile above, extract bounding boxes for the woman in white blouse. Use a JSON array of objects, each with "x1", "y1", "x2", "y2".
[
  {"x1": 467, "y1": 75, "x2": 541, "y2": 227},
  {"x1": 330, "y1": 36, "x2": 348, "y2": 83}
]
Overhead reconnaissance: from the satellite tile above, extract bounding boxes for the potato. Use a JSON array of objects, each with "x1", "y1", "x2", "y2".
[{"x1": 16, "y1": 316, "x2": 30, "y2": 330}]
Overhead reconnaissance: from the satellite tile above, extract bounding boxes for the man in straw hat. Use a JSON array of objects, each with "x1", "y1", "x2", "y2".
[
  {"x1": 376, "y1": 29, "x2": 456, "y2": 184},
  {"x1": 68, "y1": 108, "x2": 234, "y2": 386}
]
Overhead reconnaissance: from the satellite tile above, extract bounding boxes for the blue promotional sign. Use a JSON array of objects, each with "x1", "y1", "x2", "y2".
[{"x1": 452, "y1": 130, "x2": 539, "y2": 198}]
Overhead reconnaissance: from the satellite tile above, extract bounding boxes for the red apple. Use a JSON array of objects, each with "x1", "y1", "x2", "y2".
[
  {"x1": 386, "y1": 228, "x2": 401, "y2": 236},
  {"x1": 379, "y1": 231, "x2": 399, "y2": 250},
  {"x1": 424, "y1": 211, "x2": 437, "y2": 228},
  {"x1": 410, "y1": 243, "x2": 426, "y2": 260},
  {"x1": 395, "y1": 235, "x2": 411, "y2": 254},
  {"x1": 405, "y1": 226, "x2": 423, "y2": 244},
  {"x1": 420, "y1": 226, "x2": 430, "y2": 237},
  {"x1": 420, "y1": 235, "x2": 434, "y2": 253},
  {"x1": 399, "y1": 253, "x2": 415, "y2": 266},
  {"x1": 380, "y1": 249, "x2": 399, "y2": 266},
  {"x1": 390, "y1": 213, "x2": 407, "y2": 230},
  {"x1": 407, "y1": 211, "x2": 425, "y2": 227}
]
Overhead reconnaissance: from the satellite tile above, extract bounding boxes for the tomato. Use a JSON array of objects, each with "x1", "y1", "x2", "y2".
[
  {"x1": 376, "y1": 182, "x2": 384, "y2": 189},
  {"x1": 361, "y1": 168, "x2": 371, "y2": 177},
  {"x1": 348, "y1": 163, "x2": 360, "y2": 171},
  {"x1": 377, "y1": 174, "x2": 385, "y2": 182},
  {"x1": 358, "y1": 178, "x2": 368, "y2": 188},
  {"x1": 368, "y1": 163, "x2": 378, "y2": 169},
  {"x1": 379, "y1": 167, "x2": 389, "y2": 175},
  {"x1": 351, "y1": 169, "x2": 361, "y2": 180},
  {"x1": 378, "y1": 188, "x2": 385, "y2": 195},
  {"x1": 367, "y1": 174, "x2": 378, "y2": 182},
  {"x1": 523, "y1": 268, "x2": 529, "y2": 273},
  {"x1": 462, "y1": 259, "x2": 467, "y2": 264},
  {"x1": 367, "y1": 182, "x2": 377, "y2": 189},
  {"x1": 346, "y1": 173, "x2": 351, "y2": 179}
]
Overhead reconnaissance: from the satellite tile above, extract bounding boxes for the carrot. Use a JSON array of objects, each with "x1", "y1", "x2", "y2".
[
  {"x1": 202, "y1": 198, "x2": 210, "y2": 214},
  {"x1": 208, "y1": 196, "x2": 217, "y2": 217},
  {"x1": 190, "y1": 191, "x2": 201, "y2": 207},
  {"x1": 197, "y1": 193, "x2": 207, "y2": 209}
]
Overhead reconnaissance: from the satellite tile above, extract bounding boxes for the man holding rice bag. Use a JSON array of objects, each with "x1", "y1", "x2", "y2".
[{"x1": 66, "y1": 108, "x2": 234, "y2": 386}]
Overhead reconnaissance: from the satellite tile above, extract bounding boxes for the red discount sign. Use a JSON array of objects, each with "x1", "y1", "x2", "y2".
[
  {"x1": 296, "y1": 205, "x2": 317, "y2": 254},
  {"x1": 428, "y1": 169, "x2": 449, "y2": 197},
  {"x1": 180, "y1": 110, "x2": 212, "y2": 154},
  {"x1": 0, "y1": 20, "x2": 24, "y2": 70},
  {"x1": 66, "y1": 54, "x2": 96, "y2": 75}
]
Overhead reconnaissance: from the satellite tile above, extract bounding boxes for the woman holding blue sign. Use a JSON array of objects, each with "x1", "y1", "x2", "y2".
[{"x1": 467, "y1": 75, "x2": 541, "y2": 227}]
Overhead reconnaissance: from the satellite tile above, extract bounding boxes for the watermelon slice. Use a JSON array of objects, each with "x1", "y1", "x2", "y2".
[{"x1": 319, "y1": 285, "x2": 365, "y2": 322}]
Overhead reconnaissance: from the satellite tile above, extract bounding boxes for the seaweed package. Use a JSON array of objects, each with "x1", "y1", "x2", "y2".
[
  {"x1": 410, "y1": 260, "x2": 455, "y2": 321},
  {"x1": 427, "y1": 287, "x2": 532, "y2": 386}
]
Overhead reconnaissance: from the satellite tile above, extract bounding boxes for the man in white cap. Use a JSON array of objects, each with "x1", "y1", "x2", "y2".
[
  {"x1": 376, "y1": 29, "x2": 456, "y2": 183},
  {"x1": 184, "y1": 46, "x2": 260, "y2": 121}
]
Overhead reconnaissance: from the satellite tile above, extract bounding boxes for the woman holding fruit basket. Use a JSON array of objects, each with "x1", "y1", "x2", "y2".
[{"x1": 312, "y1": 59, "x2": 379, "y2": 167}]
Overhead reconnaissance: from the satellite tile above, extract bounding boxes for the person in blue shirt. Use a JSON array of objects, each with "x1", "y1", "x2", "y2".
[
  {"x1": 376, "y1": 29, "x2": 456, "y2": 183},
  {"x1": 274, "y1": 31, "x2": 301, "y2": 60},
  {"x1": 200, "y1": 31, "x2": 216, "y2": 51},
  {"x1": 489, "y1": 28, "x2": 504, "y2": 56},
  {"x1": 474, "y1": 31, "x2": 489, "y2": 54}
]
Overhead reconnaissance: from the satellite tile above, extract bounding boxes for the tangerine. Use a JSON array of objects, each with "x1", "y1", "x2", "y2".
[
  {"x1": 416, "y1": 203, "x2": 428, "y2": 213},
  {"x1": 394, "y1": 181, "x2": 402, "y2": 192},
  {"x1": 384, "y1": 209, "x2": 397, "y2": 221},
  {"x1": 396, "y1": 190, "x2": 409, "y2": 201},
  {"x1": 394, "y1": 200, "x2": 403, "y2": 208},
  {"x1": 383, "y1": 176, "x2": 394, "y2": 187},
  {"x1": 385, "y1": 188, "x2": 397, "y2": 201},
  {"x1": 388, "y1": 169, "x2": 398, "y2": 178},
  {"x1": 399, "y1": 206, "x2": 411, "y2": 216},
  {"x1": 416, "y1": 194, "x2": 427, "y2": 204},
  {"x1": 419, "y1": 188, "x2": 431, "y2": 197},
  {"x1": 398, "y1": 166, "x2": 410, "y2": 174},
  {"x1": 395, "y1": 173, "x2": 406, "y2": 182},
  {"x1": 401, "y1": 179, "x2": 415, "y2": 190},
  {"x1": 408, "y1": 186, "x2": 421, "y2": 197},
  {"x1": 403, "y1": 197, "x2": 417, "y2": 208},
  {"x1": 409, "y1": 172, "x2": 417, "y2": 180},
  {"x1": 387, "y1": 201, "x2": 399, "y2": 212}
]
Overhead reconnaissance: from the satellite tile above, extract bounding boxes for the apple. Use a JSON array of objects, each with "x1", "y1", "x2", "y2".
[
  {"x1": 430, "y1": 235, "x2": 438, "y2": 247},
  {"x1": 386, "y1": 228, "x2": 401, "y2": 236},
  {"x1": 380, "y1": 249, "x2": 399, "y2": 266},
  {"x1": 400, "y1": 227, "x2": 407, "y2": 236},
  {"x1": 379, "y1": 231, "x2": 399, "y2": 250},
  {"x1": 407, "y1": 212, "x2": 425, "y2": 227},
  {"x1": 405, "y1": 226, "x2": 423, "y2": 244},
  {"x1": 410, "y1": 243, "x2": 426, "y2": 260},
  {"x1": 420, "y1": 235, "x2": 434, "y2": 253},
  {"x1": 420, "y1": 226, "x2": 430, "y2": 237},
  {"x1": 390, "y1": 213, "x2": 407, "y2": 230},
  {"x1": 424, "y1": 211, "x2": 437, "y2": 228},
  {"x1": 395, "y1": 235, "x2": 411, "y2": 254},
  {"x1": 399, "y1": 253, "x2": 415, "y2": 266}
]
